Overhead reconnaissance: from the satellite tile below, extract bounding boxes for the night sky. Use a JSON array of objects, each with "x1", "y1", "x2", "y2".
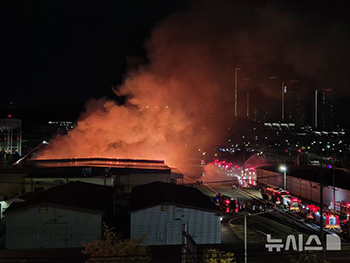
[
  {"x1": 1, "y1": 0, "x2": 350, "y2": 122},
  {"x1": 1, "y1": 1, "x2": 188, "y2": 107}
]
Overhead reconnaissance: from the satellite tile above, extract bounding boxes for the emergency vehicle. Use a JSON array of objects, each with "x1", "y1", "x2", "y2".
[
  {"x1": 314, "y1": 212, "x2": 340, "y2": 229},
  {"x1": 261, "y1": 186, "x2": 289, "y2": 203},
  {"x1": 301, "y1": 204, "x2": 320, "y2": 221},
  {"x1": 281, "y1": 195, "x2": 301, "y2": 211},
  {"x1": 213, "y1": 195, "x2": 239, "y2": 214},
  {"x1": 329, "y1": 201, "x2": 350, "y2": 220}
]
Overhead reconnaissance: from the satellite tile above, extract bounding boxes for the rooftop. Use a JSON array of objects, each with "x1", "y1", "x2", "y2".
[
  {"x1": 25, "y1": 158, "x2": 171, "y2": 170},
  {"x1": 1, "y1": 157, "x2": 173, "y2": 176},
  {"x1": 5, "y1": 181, "x2": 115, "y2": 214},
  {"x1": 129, "y1": 181, "x2": 220, "y2": 213}
]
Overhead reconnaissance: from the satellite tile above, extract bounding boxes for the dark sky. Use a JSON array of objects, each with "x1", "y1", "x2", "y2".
[
  {"x1": 1, "y1": 0, "x2": 350, "y2": 113},
  {"x1": 1, "y1": 0, "x2": 189, "y2": 108}
]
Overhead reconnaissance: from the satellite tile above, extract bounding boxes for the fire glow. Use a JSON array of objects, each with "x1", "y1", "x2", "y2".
[{"x1": 35, "y1": 13, "x2": 238, "y2": 170}]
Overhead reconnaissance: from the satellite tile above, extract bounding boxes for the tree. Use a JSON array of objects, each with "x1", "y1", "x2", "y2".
[
  {"x1": 290, "y1": 251, "x2": 330, "y2": 263},
  {"x1": 203, "y1": 248, "x2": 236, "y2": 263},
  {"x1": 82, "y1": 223, "x2": 150, "y2": 263}
]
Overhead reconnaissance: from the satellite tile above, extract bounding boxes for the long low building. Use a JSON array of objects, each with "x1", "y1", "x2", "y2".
[
  {"x1": 0, "y1": 158, "x2": 184, "y2": 222},
  {"x1": 5, "y1": 182, "x2": 115, "y2": 249},
  {"x1": 129, "y1": 181, "x2": 222, "y2": 246},
  {"x1": 257, "y1": 165, "x2": 350, "y2": 205},
  {"x1": 0, "y1": 158, "x2": 183, "y2": 196}
]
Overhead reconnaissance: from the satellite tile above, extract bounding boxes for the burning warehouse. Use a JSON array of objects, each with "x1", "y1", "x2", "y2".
[{"x1": 0, "y1": 157, "x2": 183, "y2": 210}]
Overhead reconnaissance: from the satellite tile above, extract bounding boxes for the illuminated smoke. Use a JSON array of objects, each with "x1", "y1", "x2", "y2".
[
  {"x1": 37, "y1": 1, "x2": 349, "y2": 169},
  {"x1": 36, "y1": 7, "x2": 237, "y2": 169}
]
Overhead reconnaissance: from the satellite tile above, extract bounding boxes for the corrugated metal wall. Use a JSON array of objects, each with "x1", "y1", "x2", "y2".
[
  {"x1": 131, "y1": 205, "x2": 221, "y2": 245},
  {"x1": 6, "y1": 206, "x2": 102, "y2": 249}
]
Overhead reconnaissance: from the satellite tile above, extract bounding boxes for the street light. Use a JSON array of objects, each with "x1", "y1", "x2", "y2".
[
  {"x1": 280, "y1": 165, "x2": 287, "y2": 190},
  {"x1": 234, "y1": 66, "x2": 242, "y2": 117}
]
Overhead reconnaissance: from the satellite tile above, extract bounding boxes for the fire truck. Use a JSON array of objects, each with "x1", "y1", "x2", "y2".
[
  {"x1": 281, "y1": 195, "x2": 301, "y2": 211},
  {"x1": 213, "y1": 195, "x2": 239, "y2": 214},
  {"x1": 301, "y1": 204, "x2": 320, "y2": 221},
  {"x1": 314, "y1": 212, "x2": 340, "y2": 229},
  {"x1": 329, "y1": 201, "x2": 350, "y2": 220},
  {"x1": 261, "y1": 186, "x2": 289, "y2": 203}
]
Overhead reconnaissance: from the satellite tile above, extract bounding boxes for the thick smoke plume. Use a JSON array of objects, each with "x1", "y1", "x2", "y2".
[{"x1": 37, "y1": 1, "x2": 349, "y2": 170}]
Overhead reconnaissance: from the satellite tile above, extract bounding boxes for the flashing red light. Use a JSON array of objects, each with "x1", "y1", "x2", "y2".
[
  {"x1": 285, "y1": 149, "x2": 288, "y2": 153},
  {"x1": 235, "y1": 208, "x2": 239, "y2": 213},
  {"x1": 226, "y1": 207, "x2": 230, "y2": 213},
  {"x1": 298, "y1": 149, "x2": 301, "y2": 153},
  {"x1": 225, "y1": 199, "x2": 230, "y2": 204},
  {"x1": 307, "y1": 204, "x2": 320, "y2": 211},
  {"x1": 7, "y1": 114, "x2": 12, "y2": 118}
]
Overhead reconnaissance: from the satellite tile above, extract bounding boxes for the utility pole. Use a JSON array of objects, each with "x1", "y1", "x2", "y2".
[
  {"x1": 282, "y1": 81, "x2": 285, "y2": 120},
  {"x1": 182, "y1": 224, "x2": 186, "y2": 263},
  {"x1": 244, "y1": 210, "x2": 247, "y2": 263},
  {"x1": 319, "y1": 152, "x2": 325, "y2": 263},
  {"x1": 320, "y1": 181, "x2": 325, "y2": 263},
  {"x1": 333, "y1": 153, "x2": 336, "y2": 214}
]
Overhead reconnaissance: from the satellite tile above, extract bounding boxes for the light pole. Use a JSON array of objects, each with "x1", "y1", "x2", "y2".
[
  {"x1": 234, "y1": 66, "x2": 241, "y2": 117},
  {"x1": 244, "y1": 210, "x2": 247, "y2": 263},
  {"x1": 280, "y1": 165, "x2": 287, "y2": 190},
  {"x1": 281, "y1": 81, "x2": 285, "y2": 120}
]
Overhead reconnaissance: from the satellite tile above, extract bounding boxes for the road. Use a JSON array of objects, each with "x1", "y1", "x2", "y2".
[{"x1": 191, "y1": 164, "x2": 350, "y2": 262}]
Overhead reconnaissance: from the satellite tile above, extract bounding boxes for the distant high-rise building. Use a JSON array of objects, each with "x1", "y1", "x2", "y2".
[
  {"x1": 0, "y1": 116, "x2": 22, "y2": 155},
  {"x1": 252, "y1": 77, "x2": 281, "y2": 123},
  {"x1": 284, "y1": 80, "x2": 306, "y2": 126},
  {"x1": 314, "y1": 89, "x2": 334, "y2": 129}
]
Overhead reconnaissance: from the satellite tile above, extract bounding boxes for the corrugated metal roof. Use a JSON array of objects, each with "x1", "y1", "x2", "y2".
[
  {"x1": 5, "y1": 181, "x2": 115, "y2": 214},
  {"x1": 25, "y1": 158, "x2": 170, "y2": 170},
  {"x1": 129, "y1": 181, "x2": 220, "y2": 213}
]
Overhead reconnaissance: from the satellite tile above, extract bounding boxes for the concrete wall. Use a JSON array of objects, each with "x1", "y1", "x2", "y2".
[
  {"x1": 6, "y1": 206, "x2": 102, "y2": 249},
  {"x1": 257, "y1": 169, "x2": 350, "y2": 205},
  {"x1": 131, "y1": 205, "x2": 221, "y2": 246}
]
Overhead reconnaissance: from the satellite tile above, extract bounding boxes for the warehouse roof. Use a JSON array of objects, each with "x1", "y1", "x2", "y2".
[
  {"x1": 5, "y1": 181, "x2": 115, "y2": 214},
  {"x1": 129, "y1": 181, "x2": 220, "y2": 213},
  {"x1": 25, "y1": 158, "x2": 171, "y2": 170}
]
